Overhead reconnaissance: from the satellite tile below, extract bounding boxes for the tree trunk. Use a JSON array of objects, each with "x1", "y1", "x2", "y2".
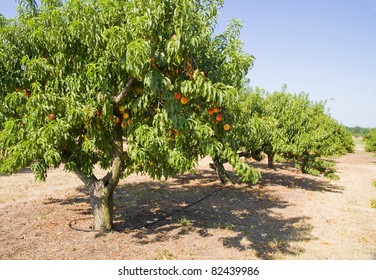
[
  {"x1": 211, "y1": 157, "x2": 234, "y2": 185},
  {"x1": 301, "y1": 158, "x2": 308, "y2": 174},
  {"x1": 74, "y1": 123, "x2": 123, "y2": 232},
  {"x1": 67, "y1": 80, "x2": 134, "y2": 232},
  {"x1": 267, "y1": 151, "x2": 275, "y2": 169},
  {"x1": 89, "y1": 178, "x2": 114, "y2": 231}
]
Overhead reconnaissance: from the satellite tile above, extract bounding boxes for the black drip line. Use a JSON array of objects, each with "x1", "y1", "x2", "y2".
[{"x1": 68, "y1": 186, "x2": 226, "y2": 233}]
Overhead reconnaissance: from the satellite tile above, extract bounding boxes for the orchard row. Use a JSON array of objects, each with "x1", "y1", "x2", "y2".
[
  {"x1": 227, "y1": 86, "x2": 354, "y2": 179},
  {"x1": 0, "y1": 0, "x2": 355, "y2": 230},
  {"x1": 365, "y1": 129, "x2": 376, "y2": 153}
]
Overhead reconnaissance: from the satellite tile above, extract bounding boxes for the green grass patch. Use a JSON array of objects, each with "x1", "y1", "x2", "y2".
[
  {"x1": 178, "y1": 216, "x2": 192, "y2": 227},
  {"x1": 154, "y1": 249, "x2": 176, "y2": 260},
  {"x1": 372, "y1": 181, "x2": 376, "y2": 188},
  {"x1": 371, "y1": 200, "x2": 376, "y2": 209}
]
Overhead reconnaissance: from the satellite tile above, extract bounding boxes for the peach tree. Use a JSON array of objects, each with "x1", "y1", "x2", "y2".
[
  {"x1": 0, "y1": 0, "x2": 259, "y2": 231},
  {"x1": 228, "y1": 86, "x2": 354, "y2": 178},
  {"x1": 365, "y1": 129, "x2": 376, "y2": 153},
  {"x1": 259, "y1": 89, "x2": 353, "y2": 177}
]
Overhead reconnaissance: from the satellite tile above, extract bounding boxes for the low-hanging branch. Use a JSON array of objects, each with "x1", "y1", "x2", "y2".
[
  {"x1": 209, "y1": 151, "x2": 254, "y2": 168},
  {"x1": 113, "y1": 77, "x2": 135, "y2": 104}
]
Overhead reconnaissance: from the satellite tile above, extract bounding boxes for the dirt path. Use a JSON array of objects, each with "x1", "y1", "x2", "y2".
[
  {"x1": 269, "y1": 143, "x2": 376, "y2": 259},
  {"x1": 0, "y1": 144, "x2": 375, "y2": 260}
]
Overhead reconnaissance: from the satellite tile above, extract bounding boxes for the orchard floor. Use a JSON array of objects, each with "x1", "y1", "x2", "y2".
[{"x1": 1, "y1": 144, "x2": 376, "y2": 260}]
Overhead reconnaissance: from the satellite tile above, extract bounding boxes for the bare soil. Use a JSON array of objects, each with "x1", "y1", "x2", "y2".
[{"x1": 1, "y1": 143, "x2": 375, "y2": 260}]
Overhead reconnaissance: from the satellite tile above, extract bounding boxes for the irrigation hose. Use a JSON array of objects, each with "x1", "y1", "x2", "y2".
[{"x1": 68, "y1": 186, "x2": 226, "y2": 233}]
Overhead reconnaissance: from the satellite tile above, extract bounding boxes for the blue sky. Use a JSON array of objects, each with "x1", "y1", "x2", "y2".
[
  {"x1": 1, "y1": 0, "x2": 375, "y2": 127},
  {"x1": 217, "y1": 0, "x2": 376, "y2": 128}
]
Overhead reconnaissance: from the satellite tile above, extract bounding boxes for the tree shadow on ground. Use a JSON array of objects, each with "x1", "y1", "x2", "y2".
[
  {"x1": 259, "y1": 170, "x2": 344, "y2": 193},
  {"x1": 45, "y1": 195, "x2": 92, "y2": 216},
  {"x1": 110, "y1": 175, "x2": 314, "y2": 259},
  {"x1": 249, "y1": 161, "x2": 344, "y2": 193},
  {"x1": 44, "y1": 166, "x2": 342, "y2": 259}
]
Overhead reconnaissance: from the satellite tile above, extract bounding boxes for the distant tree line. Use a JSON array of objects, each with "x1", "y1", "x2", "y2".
[
  {"x1": 345, "y1": 126, "x2": 376, "y2": 154},
  {"x1": 346, "y1": 126, "x2": 372, "y2": 137}
]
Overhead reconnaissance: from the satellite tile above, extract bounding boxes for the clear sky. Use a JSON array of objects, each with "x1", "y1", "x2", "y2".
[
  {"x1": 1, "y1": 0, "x2": 375, "y2": 127},
  {"x1": 216, "y1": 0, "x2": 376, "y2": 128}
]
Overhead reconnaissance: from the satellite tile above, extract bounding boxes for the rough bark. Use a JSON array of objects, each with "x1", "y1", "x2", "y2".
[
  {"x1": 89, "y1": 177, "x2": 113, "y2": 231},
  {"x1": 211, "y1": 157, "x2": 234, "y2": 185}
]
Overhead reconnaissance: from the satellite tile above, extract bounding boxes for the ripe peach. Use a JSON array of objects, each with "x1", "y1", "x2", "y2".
[
  {"x1": 180, "y1": 96, "x2": 188, "y2": 105},
  {"x1": 216, "y1": 114, "x2": 223, "y2": 122},
  {"x1": 174, "y1": 93, "x2": 182, "y2": 100},
  {"x1": 223, "y1": 124, "x2": 231, "y2": 131}
]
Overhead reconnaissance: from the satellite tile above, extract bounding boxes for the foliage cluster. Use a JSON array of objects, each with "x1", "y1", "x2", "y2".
[
  {"x1": 229, "y1": 86, "x2": 354, "y2": 179},
  {"x1": 364, "y1": 129, "x2": 376, "y2": 153},
  {"x1": 0, "y1": 0, "x2": 258, "y2": 230},
  {"x1": 0, "y1": 0, "x2": 258, "y2": 182}
]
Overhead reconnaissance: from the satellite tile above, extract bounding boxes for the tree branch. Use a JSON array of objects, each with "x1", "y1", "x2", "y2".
[
  {"x1": 107, "y1": 123, "x2": 123, "y2": 189},
  {"x1": 61, "y1": 150, "x2": 98, "y2": 186},
  {"x1": 74, "y1": 168, "x2": 98, "y2": 187},
  {"x1": 113, "y1": 77, "x2": 135, "y2": 104},
  {"x1": 209, "y1": 151, "x2": 254, "y2": 167},
  {"x1": 212, "y1": 157, "x2": 234, "y2": 186},
  {"x1": 237, "y1": 151, "x2": 253, "y2": 158}
]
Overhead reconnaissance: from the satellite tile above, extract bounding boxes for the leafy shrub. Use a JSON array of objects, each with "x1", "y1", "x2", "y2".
[{"x1": 364, "y1": 129, "x2": 376, "y2": 153}]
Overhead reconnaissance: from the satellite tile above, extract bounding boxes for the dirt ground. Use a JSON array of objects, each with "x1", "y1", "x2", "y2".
[{"x1": 1, "y1": 143, "x2": 376, "y2": 260}]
